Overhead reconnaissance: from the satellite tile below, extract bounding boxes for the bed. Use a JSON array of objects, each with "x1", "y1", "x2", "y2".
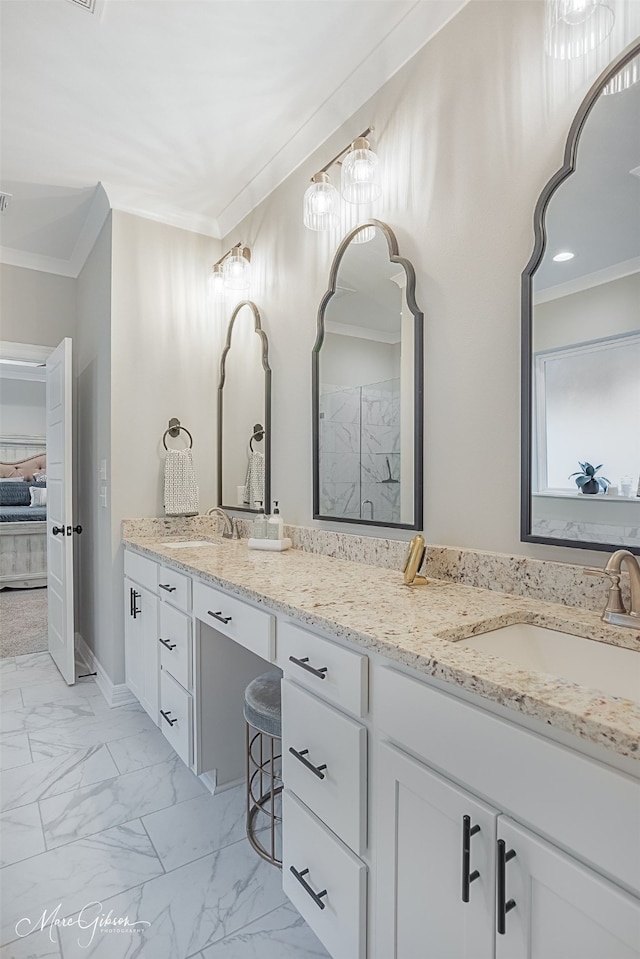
[{"x1": 0, "y1": 437, "x2": 47, "y2": 590}]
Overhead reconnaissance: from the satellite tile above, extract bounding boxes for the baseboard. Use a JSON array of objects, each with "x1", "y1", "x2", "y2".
[
  {"x1": 198, "y1": 770, "x2": 217, "y2": 795},
  {"x1": 75, "y1": 632, "x2": 137, "y2": 709}
]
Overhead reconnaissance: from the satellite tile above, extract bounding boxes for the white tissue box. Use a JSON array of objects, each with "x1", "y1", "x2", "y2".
[{"x1": 247, "y1": 537, "x2": 292, "y2": 551}]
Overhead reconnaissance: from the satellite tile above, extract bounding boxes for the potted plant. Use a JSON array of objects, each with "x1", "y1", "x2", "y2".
[{"x1": 569, "y1": 461, "x2": 610, "y2": 494}]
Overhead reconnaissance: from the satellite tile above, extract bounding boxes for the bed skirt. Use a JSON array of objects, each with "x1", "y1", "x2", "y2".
[{"x1": 0, "y1": 521, "x2": 47, "y2": 589}]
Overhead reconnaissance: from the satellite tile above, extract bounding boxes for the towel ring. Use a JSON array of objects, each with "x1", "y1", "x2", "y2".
[
  {"x1": 249, "y1": 423, "x2": 265, "y2": 452},
  {"x1": 163, "y1": 426, "x2": 193, "y2": 450}
]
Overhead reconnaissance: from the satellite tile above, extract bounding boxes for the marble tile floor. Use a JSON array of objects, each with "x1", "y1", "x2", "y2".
[{"x1": 0, "y1": 652, "x2": 328, "y2": 959}]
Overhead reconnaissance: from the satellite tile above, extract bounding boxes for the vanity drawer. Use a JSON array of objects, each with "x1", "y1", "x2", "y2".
[
  {"x1": 283, "y1": 790, "x2": 367, "y2": 959},
  {"x1": 277, "y1": 621, "x2": 368, "y2": 717},
  {"x1": 159, "y1": 603, "x2": 192, "y2": 691},
  {"x1": 158, "y1": 564, "x2": 191, "y2": 611},
  {"x1": 282, "y1": 680, "x2": 367, "y2": 855},
  {"x1": 124, "y1": 550, "x2": 158, "y2": 593},
  {"x1": 193, "y1": 580, "x2": 274, "y2": 661},
  {"x1": 159, "y1": 668, "x2": 192, "y2": 767}
]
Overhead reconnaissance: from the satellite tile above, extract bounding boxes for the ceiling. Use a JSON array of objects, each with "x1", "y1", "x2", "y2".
[{"x1": 0, "y1": 0, "x2": 467, "y2": 277}]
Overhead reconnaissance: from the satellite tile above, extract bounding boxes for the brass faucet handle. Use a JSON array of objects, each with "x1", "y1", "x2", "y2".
[
  {"x1": 584, "y1": 567, "x2": 614, "y2": 578},
  {"x1": 585, "y1": 567, "x2": 626, "y2": 616}
]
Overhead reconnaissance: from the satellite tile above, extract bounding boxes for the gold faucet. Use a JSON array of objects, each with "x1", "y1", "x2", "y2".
[
  {"x1": 403, "y1": 534, "x2": 428, "y2": 586},
  {"x1": 588, "y1": 549, "x2": 640, "y2": 628}
]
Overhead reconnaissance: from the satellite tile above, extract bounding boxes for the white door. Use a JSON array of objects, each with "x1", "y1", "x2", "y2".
[
  {"x1": 496, "y1": 816, "x2": 640, "y2": 959},
  {"x1": 376, "y1": 740, "x2": 498, "y2": 959},
  {"x1": 46, "y1": 338, "x2": 75, "y2": 684}
]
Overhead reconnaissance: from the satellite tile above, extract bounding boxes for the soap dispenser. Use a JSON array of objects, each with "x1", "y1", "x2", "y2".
[
  {"x1": 253, "y1": 502, "x2": 267, "y2": 539},
  {"x1": 267, "y1": 502, "x2": 283, "y2": 540}
]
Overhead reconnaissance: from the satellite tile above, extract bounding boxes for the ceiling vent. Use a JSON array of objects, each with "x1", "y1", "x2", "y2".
[
  {"x1": 0, "y1": 193, "x2": 12, "y2": 214},
  {"x1": 67, "y1": 0, "x2": 98, "y2": 12}
]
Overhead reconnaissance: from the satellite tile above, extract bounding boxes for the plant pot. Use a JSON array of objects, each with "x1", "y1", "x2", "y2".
[{"x1": 580, "y1": 479, "x2": 599, "y2": 494}]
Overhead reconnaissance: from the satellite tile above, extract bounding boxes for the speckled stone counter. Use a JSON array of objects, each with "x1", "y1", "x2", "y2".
[{"x1": 123, "y1": 531, "x2": 640, "y2": 763}]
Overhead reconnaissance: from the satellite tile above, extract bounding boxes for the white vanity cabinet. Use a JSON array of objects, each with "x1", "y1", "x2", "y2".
[
  {"x1": 124, "y1": 551, "x2": 159, "y2": 723},
  {"x1": 374, "y1": 664, "x2": 640, "y2": 959},
  {"x1": 278, "y1": 620, "x2": 370, "y2": 959}
]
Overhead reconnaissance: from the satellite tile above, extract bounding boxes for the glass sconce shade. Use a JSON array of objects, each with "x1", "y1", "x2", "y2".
[
  {"x1": 223, "y1": 247, "x2": 251, "y2": 292},
  {"x1": 603, "y1": 55, "x2": 640, "y2": 95},
  {"x1": 303, "y1": 173, "x2": 339, "y2": 231},
  {"x1": 210, "y1": 263, "x2": 226, "y2": 298},
  {"x1": 545, "y1": 0, "x2": 615, "y2": 60},
  {"x1": 341, "y1": 137, "x2": 382, "y2": 204}
]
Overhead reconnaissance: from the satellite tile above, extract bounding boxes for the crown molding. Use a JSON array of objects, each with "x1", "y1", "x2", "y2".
[{"x1": 534, "y1": 255, "x2": 640, "y2": 304}]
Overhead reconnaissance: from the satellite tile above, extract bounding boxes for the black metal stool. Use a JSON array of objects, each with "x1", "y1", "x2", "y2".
[{"x1": 243, "y1": 670, "x2": 283, "y2": 867}]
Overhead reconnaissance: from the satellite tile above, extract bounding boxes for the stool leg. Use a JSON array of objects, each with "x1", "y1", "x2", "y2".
[{"x1": 270, "y1": 733, "x2": 275, "y2": 861}]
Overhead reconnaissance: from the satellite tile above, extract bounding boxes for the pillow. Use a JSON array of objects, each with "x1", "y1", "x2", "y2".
[
  {"x1": 32, "y1": 472, "x2": 47, "y2": 484},
  {"x1": 0, "y1": 481, "x2": 31, "y2": 506},
  {"x1": 29, "y1": 487, "x2": 47, "y2": 507},
  {"x1": 0, "y1": 476, "x2": 26, "y2": 482}
]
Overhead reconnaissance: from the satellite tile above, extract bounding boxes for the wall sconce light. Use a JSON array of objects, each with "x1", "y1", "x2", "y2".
[
  {"x1": 303, "y1": 126, "x2": 381, "y2": 233},
  {"x1": 545, "y1": 0, "x2": 615, "y2": 60},
  {"x1": 210, "y1": 243, "x2": 251, "y2": 297}
]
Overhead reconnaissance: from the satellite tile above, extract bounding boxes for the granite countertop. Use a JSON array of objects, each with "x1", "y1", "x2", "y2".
[{"x1": 123, "y1": 534, "x2": 640, "y2": 762}]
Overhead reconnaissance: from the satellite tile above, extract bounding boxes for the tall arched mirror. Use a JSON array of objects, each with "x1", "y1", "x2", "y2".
[
  {"x1": 217, "y1": 301, "x2": 271, "y2": 514},
  {"x1": 313, "y1": 220, "x2": 424, "y2": 530},
  {"x1": 522, "y1": 40, "x2": 640, "y2": 554}
]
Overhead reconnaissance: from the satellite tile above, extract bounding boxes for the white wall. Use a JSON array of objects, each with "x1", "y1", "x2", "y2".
[
  {"x1": 222, "y1": 0, "x2": 638, "y2": 565},
  {"x1": 534, "y1": 272, "x2": 640, "y2": 352},
  {"x1": 0, "y1": 377, "x2": 46, "y2": 436},
  {"x1": 75, "y1": 216, "x2": 114, "y2": 678},
  {"x1": 0, "y1": 263, "x2": 76, "y2": 346},
  {"x1": 321, "y1": 334, "x2": 400, "y2": 390},
  {"x1": 108, "y1": 212, "x2": 220, "y2": 682}
]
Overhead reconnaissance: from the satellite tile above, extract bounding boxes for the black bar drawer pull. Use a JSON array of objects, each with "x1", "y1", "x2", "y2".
[
  {"x1": 288, "y1": 655, "x2": 328, "y2": 680},
  {"x1": 159, "y1": 583, "x2": 177, "y2": 593},
  {"x1": 462, "y1": 815, "x2": 481, "y2": 903},
  {"x1": 289, "y1": 866, "x2": 328, "y2": 910},
  {"x1": 160, "y1": 709, "x2": 178, "y2": 727},
  {"x1": 208, "y1": 610, "x2": 232, "y2": 625},
  {"x1": 289, "y1": 747, "x2": 327, "y2": 780},
  {"x1": 159, "y1": 637, "x2": 177, "y2": 650},
  {"x1": 130, "y1": 588, "x2": 141, "y2": 619},
  {"x1": 497, "y1": 839, "x2": 516, "y2": 934}
]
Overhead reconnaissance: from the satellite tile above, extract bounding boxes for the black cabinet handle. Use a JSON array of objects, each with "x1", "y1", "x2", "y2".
[
  {"x1": 288, "y1": 655, "x2": 328, "y2": 680},
  {"x1": 52, "y1": 526, "x2": 66, "y2": 536},
  {"x1": 130, "y1": 588, "x2": 141, "y2": 619},
  {"x1": 208, "y1": 610, "x2": 232, "y2": 625},
  {"x1": 289, "y1": 747, "x2": 327, "y2": 780},
  {"x1": 462, "y1": 815, "x2": 481, "y2": 903},
  {"x1": 497, "y1": 839, "x2": 516, "y2": 934},
  {"x1": 289, "y1": 866, "x2": 327, "y2": 910},
  {"x1": 72, "y1": 525, "x2": 83, "y2": 534},
  {"x1": 159, "y1": 583, "x2": 177, "y2": 593},
  {"x1": 159, "y1": 638, "x2": 177, "y2": 650},
  {"x1": 160, "y1": 709, "x2": 178, "y2": 727}
]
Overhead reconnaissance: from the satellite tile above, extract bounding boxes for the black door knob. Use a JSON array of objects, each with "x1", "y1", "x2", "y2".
[
  {"x1": 72, "y1": 525, "x2": 83, "y2": 534},
  {"x1": 52, "y1": 526, "x2": 66, "y2": 536}
]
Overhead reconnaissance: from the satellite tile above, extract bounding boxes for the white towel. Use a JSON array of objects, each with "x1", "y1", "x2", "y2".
[
  {"x1": 244, "y1": 450, "x2": 265, "y2": 508},
  {"x1": 164, "y1": 449, "x2": 199, "y2": 516}
]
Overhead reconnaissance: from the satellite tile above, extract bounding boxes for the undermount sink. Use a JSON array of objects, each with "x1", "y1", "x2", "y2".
[
  {"x1": 162, "y1": 540, "x2": 219, "y2": 549},
  {"x1": 457, "y1": 624, "x2": 640, "y2": 704}
]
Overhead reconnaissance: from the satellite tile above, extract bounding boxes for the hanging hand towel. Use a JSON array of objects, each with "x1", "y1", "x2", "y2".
[
  {"x1": 164, "y1": 448, "x2": 199, "y2": 516},
  {"x1": 244, "y1": 450, "x2": 264, "y2": 508}
]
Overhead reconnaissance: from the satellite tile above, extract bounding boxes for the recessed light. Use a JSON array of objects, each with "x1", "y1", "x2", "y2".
[{"x1": 553, "y1": 251, "x2": 575, "y2": 262}]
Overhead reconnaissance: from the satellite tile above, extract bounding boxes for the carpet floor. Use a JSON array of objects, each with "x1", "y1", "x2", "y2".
[{"x1": 0, "y1": 586, "x2": 48, "y2": 658}]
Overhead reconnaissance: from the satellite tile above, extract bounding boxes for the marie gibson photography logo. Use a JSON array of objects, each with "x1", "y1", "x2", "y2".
[{"x1": 15, "y1": 901, "x2": 152, "y2": 949}]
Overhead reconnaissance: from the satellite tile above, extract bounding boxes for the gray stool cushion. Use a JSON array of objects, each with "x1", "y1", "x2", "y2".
[{"x1": 243, "y1": 670, "x2": 282, "y2": 738}]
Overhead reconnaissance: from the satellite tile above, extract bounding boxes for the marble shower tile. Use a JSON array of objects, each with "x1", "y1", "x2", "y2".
[
  {"x1": 0, "y1": 820, "x2": 164, "y2": 947},
  {"x1": 27, "y1": 704, "x2": 156, "y2": 752},
  {"x1": 142, "y1": 784, "x2": 248, "y2": 871},
  {"x1": 201, "y1": 902, "x2": 329, "y2": 959},
  {"x1": 0, "y1": 928, "x2": 61, "y2": 959},
  {"x1": 0, "y1": 803, "x2": 46, "y2": 867},
  {"x1": 57, "y1": 838, "x2": 287, "y2": 959},
  {"x1": 40, "y1": 753, "x2": 206, "y2": 848},
  {"x1": 0, "y1": 700, "x2": 97, "y2": 737},
  {"x1": 106, "y1": 727, "x2": 176, "y2": 775},
  {"x1": 1, "y1": 745, "x2": 118, "y2": 811},
  {"x1": 0, "y1": 733, "x2": 32, "y2": 771},
  {"x1": 1, "y1": 689, "x2": 23, "y2": 713}
]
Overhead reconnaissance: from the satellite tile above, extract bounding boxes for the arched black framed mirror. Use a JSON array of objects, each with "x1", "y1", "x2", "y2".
[
  {"x1": 217, "y1": 300, "x2": 271, "y2": 514},
  {"x1": 313, "y1": 220, "x2": 424, "y2": 530},
  {"x1": 521, "y1": 39, "x2": 640, "y2": 555}
]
